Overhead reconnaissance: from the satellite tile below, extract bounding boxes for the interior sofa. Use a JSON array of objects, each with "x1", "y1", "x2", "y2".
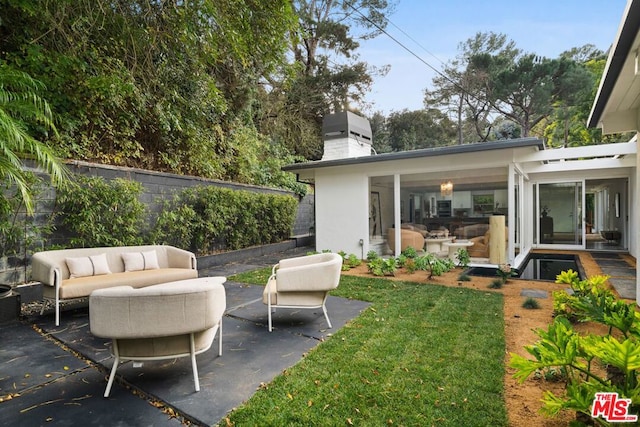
[
  {"x1": 387, "y1": 228, "x2": 425, "y2": 253},
  {"x1": 453, "y1": 223, "x2": 489, "y2": 239},
  {"x1": 400, "y1": 223, "x2": 429, "y2": 237},
  {"x1": 31, "y1": 245, "x2": 198, "y2": 325}
]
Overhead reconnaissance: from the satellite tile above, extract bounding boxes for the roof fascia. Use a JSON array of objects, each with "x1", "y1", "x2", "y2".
[
  {"x1": 524, "y1": 156, "x2": 635, "y2": 173},
  {"x1": 587, "y1": 0, "x2": 640, "y2": 128},
  {"x1": 517, "y1": 140, "x2": 636, "y2": 163},
  {"x1": 282, "y1": 137, "x2": 544, "y2": 173}
]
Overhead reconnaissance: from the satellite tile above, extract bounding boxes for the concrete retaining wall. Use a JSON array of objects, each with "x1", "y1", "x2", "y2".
[{"x1": 1, "y1": 161, "x2": 314, "y2": 285}]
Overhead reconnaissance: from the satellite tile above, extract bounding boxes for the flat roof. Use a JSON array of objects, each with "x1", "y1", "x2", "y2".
[{"x1": 283, "y1": 137, "x2": 545, "y2": 172}]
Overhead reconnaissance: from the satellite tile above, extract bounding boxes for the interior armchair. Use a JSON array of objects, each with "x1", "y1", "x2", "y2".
[
  {"x1": 89, "y1": 278, "x2": 226, "y2": 397},
  {"x1": 468, "y1": 227, "x2": 508, "y2": 258},
  {"x1": 263, "y1": 252, "x2": 342, "y2": 332}
]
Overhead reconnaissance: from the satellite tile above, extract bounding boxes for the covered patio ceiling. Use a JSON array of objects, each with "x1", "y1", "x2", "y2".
[{"x1": 372, "y1": 167, "x2": 509, "y2": 193}]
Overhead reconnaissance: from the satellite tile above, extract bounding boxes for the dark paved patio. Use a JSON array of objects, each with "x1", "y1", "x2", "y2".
[
  {"x1": 591, "y1": 252, "x2": 637, "y2": 300},
  {"x1": 0, "y1": 246, "x2": 370, "y2": 426}
]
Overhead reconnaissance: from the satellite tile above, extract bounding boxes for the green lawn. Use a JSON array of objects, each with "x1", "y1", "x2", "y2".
[{"x1": 225, "y1": 270, "x2": 507, "y2": 426}]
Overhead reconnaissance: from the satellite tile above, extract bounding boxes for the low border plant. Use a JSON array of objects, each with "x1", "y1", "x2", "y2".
[
  {"x1": 510, "y1": 269, "x2": 640, "y2": 424},
  {"x1": 496, "y1": 263, "x2": 517, "y2": 283},
  {"x1": 367, "y1": 257, "x2": 397, "y2": 276},
  {"x1": 455, "y1": 248, "x2": 470, "y2": 268},
  {"x1": 338, "y1": 251, "x2": 362, "y2": 271},
  {"x1": 521, "y1": 297, "x2": 540, "y2": 309},
  {"x1": 488, "y1": 278, "x2": 504, "y2": 289}
]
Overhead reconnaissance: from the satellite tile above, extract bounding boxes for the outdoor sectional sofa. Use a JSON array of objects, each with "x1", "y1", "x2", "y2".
[{"x1": 31, "y1": 245, "x2": 198, "y2": 325}]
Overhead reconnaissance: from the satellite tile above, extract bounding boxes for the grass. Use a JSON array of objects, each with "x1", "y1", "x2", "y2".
[{"x1": 225, "y1": 269, "x2": 507, "y2": 426}]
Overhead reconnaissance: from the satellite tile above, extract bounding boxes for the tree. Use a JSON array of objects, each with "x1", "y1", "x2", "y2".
[
  {"x1": 0, "y1": 0, "x2": 298, "y2": 179},
  {"x1": 472, "y1": 52, "x2": 558, "y2": 138},
  {"x1": 386, "y1": 109, "x2": 456, "y2": 151},
  {"x1": 0, "y1": 63, "x2": 68, "y2": 214},
  {"x1": 368, "y1": 111, "x2": 391, "y2": 153},
  {"x1": 424, "y1": 32, "x2": 519, "y2": 143},
  {"x1": 259, "y1": 0, "x2": 395, "y2": 159},
  {"x1": 541, "y1": 45, "x2": 633, "y2": 146},
  {"x1": 425, "y1": 33, "x2": 612, "y2": 144}
]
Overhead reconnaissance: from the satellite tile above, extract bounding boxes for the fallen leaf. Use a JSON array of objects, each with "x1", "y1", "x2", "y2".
[
  {"x1": 286, "y1": 392, "x2": 293, "y2": 400},
  {"x1": 307, "y1": 400, "x2": 313, "y2": 407},
  {"x1": 347, "y1": 418, "x2": 354, "y2": 425}
]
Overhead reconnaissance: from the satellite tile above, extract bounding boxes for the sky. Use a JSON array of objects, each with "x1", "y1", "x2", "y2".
[{"x1": 357, "y1": 0, "x2": 629, "y2": 114}]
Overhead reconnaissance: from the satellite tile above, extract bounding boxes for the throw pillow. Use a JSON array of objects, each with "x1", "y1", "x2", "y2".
[
  {"x1": 66, "y1": 253, "x2": 112, "y2": 278},
  {"x1": 121, "y1": 250, "x2": 160, "y2": 272}
]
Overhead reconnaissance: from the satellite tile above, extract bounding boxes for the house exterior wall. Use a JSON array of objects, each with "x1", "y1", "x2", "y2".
[
  {"x1": 629, "y1": 161, "x2": 637, "y2": 259},
  {"x1": 294, "y1": 141, "x2": 636, "y2": 276},
  {"x1": 314, "y1": 167, "x2": 368, "y2": 257}
]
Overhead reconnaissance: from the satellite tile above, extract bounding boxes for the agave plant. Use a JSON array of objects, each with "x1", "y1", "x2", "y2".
[{"x1": 0, "y1": 63, "x2": 69, "y2": 214}]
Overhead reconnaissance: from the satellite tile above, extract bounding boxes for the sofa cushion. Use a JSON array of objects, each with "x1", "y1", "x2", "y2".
[
  {"x1": 66, "y1": 253, "x2": 112, "y2": 278},
  {"x1": 122, "y1": 250, "x2": 160, "y2": 272},
  {"x1": 54, "y1": 268, "x2": 198, "y2": 299}
]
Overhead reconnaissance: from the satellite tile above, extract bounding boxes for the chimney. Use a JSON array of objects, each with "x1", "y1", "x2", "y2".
[{"x1": 321, "y1": 112, "x2": 372, "y2": 160}]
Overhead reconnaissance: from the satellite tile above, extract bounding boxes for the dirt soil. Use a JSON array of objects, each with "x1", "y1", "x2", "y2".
[{"x1": 341, "y1": 251, "x2": 628, "y2": 427}]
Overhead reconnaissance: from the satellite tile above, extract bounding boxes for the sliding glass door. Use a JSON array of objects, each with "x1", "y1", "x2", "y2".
[{"x1": 536, "y1": 181, "x2": 584, "y2": 247}]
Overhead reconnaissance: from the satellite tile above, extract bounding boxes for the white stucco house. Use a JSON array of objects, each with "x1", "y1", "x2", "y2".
[{"x1": 283, "y1": 0, "x2": 640, "y2": 304}]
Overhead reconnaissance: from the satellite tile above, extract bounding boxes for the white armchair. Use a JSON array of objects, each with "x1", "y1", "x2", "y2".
[
  {"x1": 263, "y1": 253, "x2": 342, "y2": 332},
  {"x1": 89, "y1": 277, "x2": 226, "y2": 397}
]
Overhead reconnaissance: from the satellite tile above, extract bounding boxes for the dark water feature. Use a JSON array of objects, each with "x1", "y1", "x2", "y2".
[{"x1": 465, "y1": 253, "x2": 583, "y2": 281}]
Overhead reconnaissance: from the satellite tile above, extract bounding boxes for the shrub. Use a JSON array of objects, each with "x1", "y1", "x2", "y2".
[
  {"x1": 455, "y1": 248, "x2": 470, "y2": 268},
  {"x1": 488, "y1": 279, "x2": 503, "y2": 289},
  {"x1": 0, "y1": 178, "x2": 54, "y2": 257},
  {"x1": 56, "y1": 175, "x2": 145, "y2": 247},
  {"x1": 404, "y1": 258, "x2": 418, "y2": 274},
  {"x1": 401, "y1": 246, "x2": 418, "y2": 259},
  {"x1": 521, "y1": 297, "x2": 540, "y2": 309},
  {"x1": 414, "y1": 253, "x2": 454, "y2": 279},
  {"x1": 152, "y1": 185, "x2": 297, "y2": 255},
  {"x1": 339, "y1": 252, "x2": 361, "y2": 270},
  {"x1": 510, "y1": 270, "x2": 640, "y2": 423},
  {"x1": 395, "y1": 254, "x2": 408, "y2": 268},
  {"x1": 367, "y1": 257, "x2": 397, "y2": 276},
  {"x1": 496, "y1": 263, "x2": 517, "y2": 283},
  {"x1": 457, "y1": 273, "x2": 471, "y2": 282},
  {"x1": 366, "y1": 250, "x2": 379, "y2": 262}
]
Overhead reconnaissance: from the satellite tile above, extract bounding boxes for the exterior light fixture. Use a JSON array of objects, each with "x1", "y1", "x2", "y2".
[{"x1": 440, "y1": 181, "x2": 453, "y2": 196}]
